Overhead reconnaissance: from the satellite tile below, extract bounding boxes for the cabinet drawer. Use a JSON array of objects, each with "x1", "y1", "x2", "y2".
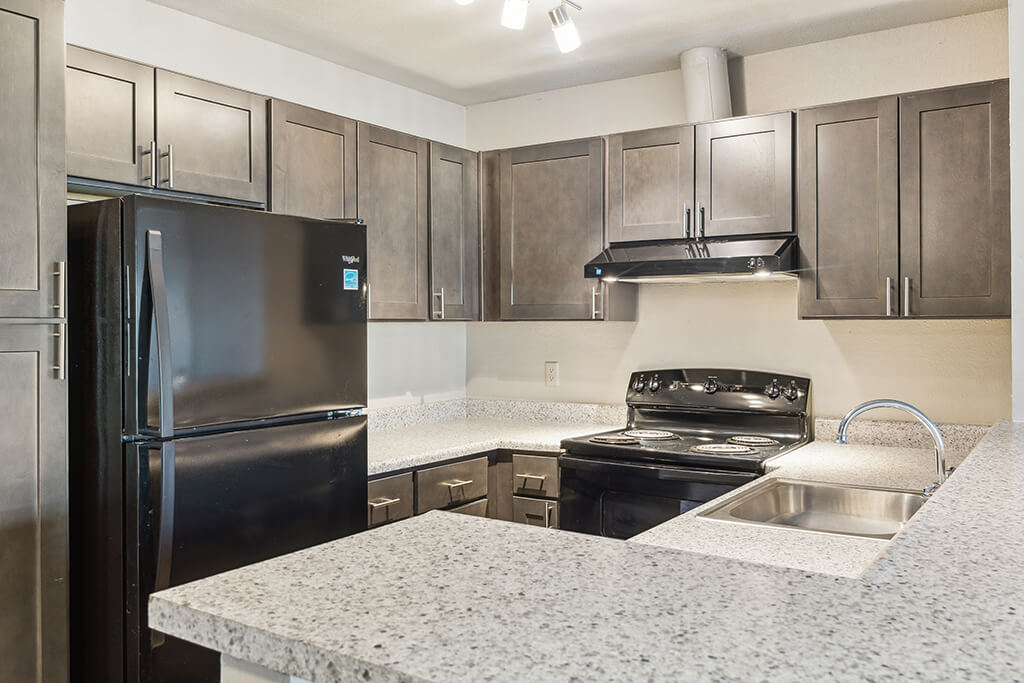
[
  {"x1": 513, "y1": 496, "x2": 559, "y2": 529},
  {"x1": 449, "y1": 498, "x2": 488, "y2": 518},
  {"x1": 512, "y1": 454, "x2": 559, "y2": 499},
  {"x1": 416, "y1": 457, "x2": 488, "y2": 513},
  {"x1": 367, "y1": 473, "x2": 414, "y2": 528}
]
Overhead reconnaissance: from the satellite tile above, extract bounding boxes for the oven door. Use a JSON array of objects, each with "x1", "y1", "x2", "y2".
[{"x1": 558, "y1": 454, "x2": 759, "y2": 539}]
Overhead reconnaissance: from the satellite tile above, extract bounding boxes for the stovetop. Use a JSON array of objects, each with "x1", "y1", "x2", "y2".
[{"x1": 560, "y1": 368, "x2": 812, "y2": 473}]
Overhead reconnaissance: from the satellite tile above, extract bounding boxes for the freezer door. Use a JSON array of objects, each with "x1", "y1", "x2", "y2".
[
  {"x1": 125, "y1": 416, "x2": 367, "y2": 683},
  {"x1": 126, "y1": 196, "x2": 367, "y2": 436}
]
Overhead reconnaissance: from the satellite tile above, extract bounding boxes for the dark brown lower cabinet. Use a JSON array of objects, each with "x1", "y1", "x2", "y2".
[
  {"x1": 899, "y1": 80, "x2": 1010, "y2": 318},
  {"x1": 797, "y1": 97, "x2": 899, "y2": 318},
  {"x1": 0, "y1": 323, "x2": 68, "y2": 683}
]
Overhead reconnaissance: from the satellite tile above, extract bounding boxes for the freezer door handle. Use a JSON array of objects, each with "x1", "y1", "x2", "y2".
[
  {"x1": 145, "y1": 230, "x2": 175, "y2": 438},
  {"x1": 153, "y1": 442, "x2": 176, "y2": 621}
]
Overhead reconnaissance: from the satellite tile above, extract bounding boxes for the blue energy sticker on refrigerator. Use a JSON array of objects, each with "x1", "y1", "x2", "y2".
[{"x1": 343, "y1": 269, "x2": 359, "y2": 291}]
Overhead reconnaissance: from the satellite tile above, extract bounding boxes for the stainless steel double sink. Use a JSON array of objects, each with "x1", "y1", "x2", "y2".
[{"x1": 698, "y1": 478, "x2": 928, "y2": 540}]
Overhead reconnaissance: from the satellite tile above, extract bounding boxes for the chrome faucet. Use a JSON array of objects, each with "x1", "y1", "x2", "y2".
[{"x1": 836, "y1": 399, "x2": 949, "y2": 495}]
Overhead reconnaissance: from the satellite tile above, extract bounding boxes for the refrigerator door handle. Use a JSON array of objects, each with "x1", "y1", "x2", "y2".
[
  {"x1": 146, "y1": 230, "x2": 175, "y2": 439},
  {"x1": 145, "y1": 230, "x2": 177, "y2": 632}
]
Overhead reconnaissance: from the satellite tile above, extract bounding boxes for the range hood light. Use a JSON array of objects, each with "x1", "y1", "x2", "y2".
[{"x1": 501, "y1": 0, "x2": 529, "y2": 29}]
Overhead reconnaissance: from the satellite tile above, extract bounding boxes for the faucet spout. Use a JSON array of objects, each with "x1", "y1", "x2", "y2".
[{"x1": 836, "y1": 399, "x2": 948, "y2": 493}]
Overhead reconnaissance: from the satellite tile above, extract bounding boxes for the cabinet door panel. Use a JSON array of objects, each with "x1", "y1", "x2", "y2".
[
  {"x1": 269, "y1": 100, "x2": 356, "y2": 219},
  {"x1": 357, "y1": 123, "x2": 429, "y2": 320},
  {"x1": 155, "y1": 70, "x2": 268, "y2": 203},
  {"x1": 695, "y1": 112, "x2": 792, "y2": 236},
  {"x1": 0, "y1": 323, "x2": 68, "y2": 683},
  {"x1": 499, "y1": 139, "x2": 605, "y2": 320},
  {"x1": 900, "y1": 81, "x2": 1009, "y2": 317},
  {"x1": 797, "y1": 97, "x2": 899, "y2": 318},
  {"x1": 66, "y1": 46, "x2": 155, "y2": 186},
  {"x1": 429, "y1": 143, "x2": 480, "y2": 320},
  {"x1": 0, "y1": 0, "x2": 65, "y2": 318},
  {"x1": 607, "y1": 126, "x2": 694, "y2": 242}
]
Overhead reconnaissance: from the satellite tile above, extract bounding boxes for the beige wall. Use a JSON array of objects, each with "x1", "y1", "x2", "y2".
[
  {"x1": 1011, "y1": 1, "x2": 1024, "y2": 421},
  {"x1": 465, "y1": 10, "x2": 1012, "y2": 425},
  {"x1": 467, "y1": 283, "x2": 1011, "y2": 423}
]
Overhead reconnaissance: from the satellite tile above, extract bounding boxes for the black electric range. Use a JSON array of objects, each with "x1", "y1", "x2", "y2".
[{"x1": 558, "y1": 368, "x2": 812, "y2": 539}]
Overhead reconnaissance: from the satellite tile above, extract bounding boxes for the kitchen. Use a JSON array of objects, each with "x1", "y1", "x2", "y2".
[{"x1": 2, "y1": 0, "x2": 1022, "y2": 681}]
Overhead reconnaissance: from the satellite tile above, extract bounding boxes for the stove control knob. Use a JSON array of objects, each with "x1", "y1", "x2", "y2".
[
  {"x1": 703, "y1": 377, "x2": 719, "y2": 395},
  {"x1": 782, "y1": 380, "x2": 800, "y2": 401},
  {"x1": 764, "y1": 379, "x2": 781, "y2": 399},
  {"x1": 633, "y1": 375, "x2": 647, "y2": 393},
  {"x1": 649, "y1": 375, "x2": 662, "y2": 393}
]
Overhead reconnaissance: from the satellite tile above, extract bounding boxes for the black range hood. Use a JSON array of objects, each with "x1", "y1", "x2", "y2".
[{"x1": 584, "y1": 235, "x2": 798, "y2": 282}]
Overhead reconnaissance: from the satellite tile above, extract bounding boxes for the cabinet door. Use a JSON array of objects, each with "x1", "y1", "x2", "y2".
[
  {"x1": 900, "y1": 81, "x2": 1010, "y2": 317},
  {"x1": 429, "y1": 142, "x2": 480, "y2": 321},
  {"x1": 155, "y1": 70, "x2": 268, "y2": 204},
  {"x1": 0, "y1": 323, "x2": 68, "y2": 683},
  {"x1": 357, "y1": 123, "x2": 429, "y2": 320},
  {"x1": 607, "y1": 126, "x2": 694, "y2": 242},
  {"x1": 797, "y1": 98, "x2": 899, "y2": 318},
  {"x1": 269, "y1": 99, "x2": 357, "y2": 219},
  {"x1": 695, "y1": 112, "x2": 793, "y2": 237},
  {"x1": 0, "y1": 0, "x2": 65, "y2": 319},
  {"x1": 66, "y1": 46, "x2": 155, "y2": 187},
  {"x1": 499, "y1": 139, "x2": 605, "y2": 320}
]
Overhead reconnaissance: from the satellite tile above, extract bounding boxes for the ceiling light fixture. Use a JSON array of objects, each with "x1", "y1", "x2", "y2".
[
  {"x1": 548, "y1": 1, "x2": 582, "y2": 53},
  {"x1": 501, "y1": 0, "x2": 529, "y2": 30},
  {"x1": 456, "y1": 0, "x2": 475, "y2": 5}
]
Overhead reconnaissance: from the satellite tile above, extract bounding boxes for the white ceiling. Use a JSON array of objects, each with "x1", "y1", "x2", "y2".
[{"x1": 151, "y1": 0, "x2": 1006, "y2": 105}]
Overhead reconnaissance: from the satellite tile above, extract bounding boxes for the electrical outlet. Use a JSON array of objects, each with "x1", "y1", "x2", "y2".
[{"x1": 544, "y1": 361, "x2": 560, "y2": 387}]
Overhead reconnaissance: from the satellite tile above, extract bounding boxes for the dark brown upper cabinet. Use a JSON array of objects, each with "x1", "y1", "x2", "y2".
[
  {"x1": 606, "y1": 126, "x2": 695, "y2": 242},
  {"x1": 797, "y1": 97, "x2": 899, "y2": 318},
  {"x1": 155, "y1": 70, "x2": 267, "y2": 204},
  {"x1": 269, "y1": 100, "x2": 357, "y2": 220},
  {"x1": 357, "y1": 123, "x2": 430, "y2": 320},
  {"x1": 64, "y1": 48, "x2": 267, "y2": 204},
  {"x1": 66, "y1": 46, "x2": 155, "y2": 187},
  {"x1": 899, "y1": 80, "x2": 1010, "y2": 318},
  {"x1": 0, "y1": 0, "x2": 65, "y2": 319},
  {"x1": 429, "y1": 143, "x2": 480, "y2": 321},
  {"x1": 695, "y1": 112, "x2": 793, "y2": 237},
  {"x1": 495, "y1": 138, "x2": 634, "y2": 321}
]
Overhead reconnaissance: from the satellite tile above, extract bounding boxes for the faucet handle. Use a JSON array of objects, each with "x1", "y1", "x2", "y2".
[{"x1": 781, "y1": 380, "x2": 799, "y2": 401}]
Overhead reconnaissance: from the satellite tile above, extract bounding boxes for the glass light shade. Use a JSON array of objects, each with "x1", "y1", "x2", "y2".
[
  {"x1": 552, "y1": 18, "x2": 580, "y2": 53},
  {"x1": 501, "y1": 0, "x2": 529, "y2": 29}
]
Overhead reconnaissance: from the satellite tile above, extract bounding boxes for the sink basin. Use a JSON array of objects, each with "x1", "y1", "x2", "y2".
[{"x1": 697, "y1": 478, "x2": 927, "y2": 540}]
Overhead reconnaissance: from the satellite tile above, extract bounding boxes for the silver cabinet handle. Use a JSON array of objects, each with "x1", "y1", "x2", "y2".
[
  {"x1": 432, "y1": 288, "x2": 446, "y2": 320},
  {"x1": 591, "y1": 286, "x2": 603, "y2": 320},
  {"x1": 683, "y1": 202, "x2": 691, "y2": 239},
  {"x1": 53, "y1": 261, "x2": 65, "y2": 318},
  {"x1": 904, "y1": 277, "x2": 911, "y2": 317},
  {"x1": 696, "y1": 202, "x2": 706, "y2": 239},
  {"x1": 369, "y1": 497, "x2": 401, "y2": 509},
  {"x1": 545, "y1": 502, "x2": 554, "y2": 529},
  {"x1": 885, "y1": 277, "x2": 893, "y2": 317},
  {"x1": 516, "y1": 473, "x2": 546, "y2": 482},
  {"x1": 52, "y1": 323, "x2": 66, "y2": 380},
  {"x1": 160, "y1": 143, "x2": 174, "y2": 188},
  {"x1": 442, "y1": 479, "x2": 473, "y2": 489},
  {"x1": 140, "y1": 140, "x2": 157, "y2": 187}
]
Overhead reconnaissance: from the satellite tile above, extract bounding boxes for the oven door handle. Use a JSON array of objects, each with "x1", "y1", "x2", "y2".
[{"x1": 558, "y1": 455, "x2": 760, "y2": 485}]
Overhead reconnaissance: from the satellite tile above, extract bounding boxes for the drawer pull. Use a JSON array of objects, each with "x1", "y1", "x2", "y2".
[
  {"x1": 369, "y1": 497, "x2": 401, "y2": 509},
  {"x1": 545, "y1": 502, "x2": 554, "y2": 529},
  {"x1": 517, "y1": 473, "x2": 547, "y2": 484},
  {"x1": 442, "y1": 479, "x2": 473, "y2": 489}
]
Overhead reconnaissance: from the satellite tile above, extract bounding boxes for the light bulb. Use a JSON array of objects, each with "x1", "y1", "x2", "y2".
[
  {"x1": 456, "y1": 0, "x2": 474, "y2": 5},
  {"x1": 548, "y1": 4, "x2": 581, "y2": 53},
  {"x1": 501, "y1": 0, "x2": 529, "y2": 30}
]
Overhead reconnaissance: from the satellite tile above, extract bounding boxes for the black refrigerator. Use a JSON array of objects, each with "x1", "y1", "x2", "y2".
[{"x1": 67, "y1": 196, "x2": 368, "y2": 683}]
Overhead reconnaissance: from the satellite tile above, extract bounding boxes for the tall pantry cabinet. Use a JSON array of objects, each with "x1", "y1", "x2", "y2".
[{"x1": 0, "y1": 0, "x2": 69, "y2": 681}]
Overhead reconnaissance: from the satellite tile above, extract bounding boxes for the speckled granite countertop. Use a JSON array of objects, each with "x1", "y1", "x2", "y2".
[
  {"x1": 367, "y1": 419, "x2": 617, "y2": 476},
  {"x1": 150, "y1": 421, "x2": 1023, "y2": 682}
]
